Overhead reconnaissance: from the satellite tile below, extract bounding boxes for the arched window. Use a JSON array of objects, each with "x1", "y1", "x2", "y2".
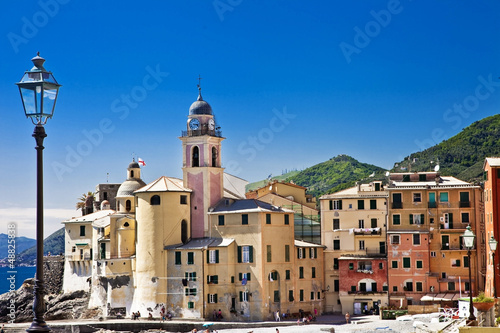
[
  {"x1": 130, "y1": 170, "x2": 134, "y2": 178},
  {"x1": 192, "y1": 146, "x2": 199, "y2": 167},
  {"x1": 151, "y1": 195, "x2": 161, "y2": 205},
  {"x1": 212, "y1": 147, "x2": 217, "y2": 167},
  {"x1": 181, "y1": 220, "x2": 188, "y2": 244},
  {"x1": 126, "y1": 200, "x2": 131, "y2": 212}
]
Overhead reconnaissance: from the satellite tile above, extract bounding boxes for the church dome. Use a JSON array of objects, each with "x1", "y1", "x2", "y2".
[
  {"x1": 129, "y1": 161, "x2": 140, "y2": 168},
  {"x1": 189, "y1": 93, "x2": 212, "y2": 115},
  {"x1": 116, "y1": 179, "x2": 146, "y2": 197}
]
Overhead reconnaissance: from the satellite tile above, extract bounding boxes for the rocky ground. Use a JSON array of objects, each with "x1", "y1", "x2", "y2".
[{"x1": 0, "y1": 278, "x2": 100, "y2": 323}]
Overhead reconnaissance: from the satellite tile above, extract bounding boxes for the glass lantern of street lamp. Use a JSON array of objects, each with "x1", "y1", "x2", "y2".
[
  {"x1": 490, "y1": 235, "x2": 498, "y2": 252},
  {"x1": 16, "y1": 52, "x2": 61, "y2": 125},
  {"x1": 463, "y1": 225, "x2": 475, "y2": 249}
]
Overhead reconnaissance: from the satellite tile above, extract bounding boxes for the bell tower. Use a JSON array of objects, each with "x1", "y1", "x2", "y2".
[{"x1": 180, "y1": 83, "x2": 224, "y2": 238}]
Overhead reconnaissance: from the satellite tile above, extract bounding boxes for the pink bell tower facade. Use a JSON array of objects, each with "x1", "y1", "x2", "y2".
[{"x1": 180, "y1": 85, "x2": 224, "y2": 238}]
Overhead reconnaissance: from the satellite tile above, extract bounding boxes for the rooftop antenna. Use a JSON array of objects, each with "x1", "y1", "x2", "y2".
[
  {"x1": 197, "y1": 74, "x2": 203, "y2": 100},
  {"x1": 434, "y1": 164, "x2": 440, "y2": 172}
]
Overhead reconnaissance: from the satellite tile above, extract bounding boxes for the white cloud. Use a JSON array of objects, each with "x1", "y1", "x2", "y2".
[{"x1": 0, "y1": 207, "x2": 76, "y2": 239}]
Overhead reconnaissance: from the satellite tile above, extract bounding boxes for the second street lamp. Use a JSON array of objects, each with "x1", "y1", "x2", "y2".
[
  {"x1": 16, "y1": 52, "x2": 61, "y2": 333},
  {"x1": 489, "y1": 235, "x2": 498, "y2": 298},
  {"x1": 463, "y1": 225, "x2": 476, "y2": 322}
]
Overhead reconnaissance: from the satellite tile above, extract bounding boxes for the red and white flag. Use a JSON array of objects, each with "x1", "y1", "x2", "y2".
[{"x1": 138, "y1": 158, "x2": 146, "y2": 167}]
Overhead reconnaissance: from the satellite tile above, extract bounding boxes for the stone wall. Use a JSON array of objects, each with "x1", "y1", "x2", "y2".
[{"x1": 43, "y1": 255, "x2": 64, "y2": 295}]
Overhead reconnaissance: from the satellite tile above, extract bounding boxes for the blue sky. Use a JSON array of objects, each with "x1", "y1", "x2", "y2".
[{"x1": 1, "y1": 0, "x2": 499, "y2": 238}]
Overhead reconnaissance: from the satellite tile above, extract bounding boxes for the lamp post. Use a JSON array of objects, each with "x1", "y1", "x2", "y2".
[
  {"x1": 489, "y1": 235, "x2": 498, "y2": 299},
  {"x1": 463, "y1": 225, "x2": 476, "y2": 322},
  {"x1": 16, "y1": 53, "x2": 61, "y2": 333}
]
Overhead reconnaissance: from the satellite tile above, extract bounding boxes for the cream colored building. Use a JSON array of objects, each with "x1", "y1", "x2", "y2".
[{"x1": 320, "y1": 181, "x2": 388, "y2": 314}]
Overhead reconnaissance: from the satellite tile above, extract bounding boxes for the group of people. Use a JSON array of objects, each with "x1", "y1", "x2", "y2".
[
  {"x1": 212, "y1": 309, "x2": 223, "y2": 320},
  {"x1": 159, "y1": 306, "x2": 172, "y2": 322},
  {"x1": 131, "y1": 311, "x2": 141, "y2": 320}
]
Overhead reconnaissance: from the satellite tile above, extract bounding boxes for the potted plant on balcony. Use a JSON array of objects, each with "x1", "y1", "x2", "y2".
[{"x1": 473, "y1": 291, "x2": 495, "y2": 312}]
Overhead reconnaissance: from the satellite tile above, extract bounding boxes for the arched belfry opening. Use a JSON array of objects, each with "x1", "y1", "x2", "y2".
[
  {"x1": 212, "y1": 147, "x2": 217, "y2": 167},
  {"x1": 192, "y1": 146, "x2": 199, "y2": 167}
]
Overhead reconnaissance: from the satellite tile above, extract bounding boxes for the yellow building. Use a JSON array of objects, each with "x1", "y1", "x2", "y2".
[{"x1": 319, "y1": 181, "x2": 388, "y2": 314}]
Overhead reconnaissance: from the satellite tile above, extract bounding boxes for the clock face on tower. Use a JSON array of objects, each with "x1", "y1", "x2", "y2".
[
  {"x1": 189, "y1": 118, "x2": 200, "y2": 130},
  {"x1": 208, "y1": 118, "x2": 215, "y2": 130}
]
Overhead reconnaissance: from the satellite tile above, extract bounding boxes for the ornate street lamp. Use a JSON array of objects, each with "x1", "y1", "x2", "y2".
[
  {"x1": 16, "y1": 53, "x2": 61, "y2": 333},
  {"x1": 463, "y1": 225, "x2": 476, "y2": 322},
  {"x1": 489, "y1": 235, "x2": 498, "y2": 298}
]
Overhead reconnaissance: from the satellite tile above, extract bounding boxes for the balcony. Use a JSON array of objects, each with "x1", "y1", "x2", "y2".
[
  {"x1": 354, "y1": 228, "x2": 382, "y2": 236},
  {"x1": 67, "y1": 253, "x2": 91, "y2": 261},
  {"x1": 348, "y1": 290, "x2": 386, "y2": 295},
  {"x1": 392, "y1": 202, "x2": 403, "y2": 209},
  {"x1": 181, "y1": 128, "x2": 222, "y2": 138},
  {"x1": 439, "y1": 223, "x2": 469, "y2": 231},
  {"x1": 356, "y1": 269, "x2": 374, "y2": 274},
  {"x1": 459, "y1": 201, "x2": 470, "y2": 208}
]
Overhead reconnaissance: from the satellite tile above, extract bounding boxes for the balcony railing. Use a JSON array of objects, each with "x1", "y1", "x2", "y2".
[
  {"x1": 392, "y1": 202, "x2": 403, "y2": 209},
  {"x1": 354, "y1": 228, "x2": 382, "y2": 236},
  {"x1": 439, "y1": 223, "x2": 469, "y2": 231},
  {"x1": 348, "y1": 290, "x2": 386, "y2": 295},
  {"x1": 459, "y1": 201, "x2": 470, "y2": 208},
  {"x1": 67, "y1": 253, "x2": 91, "y2": 261},
  {"x1": 181, "y1": 129, "x2": 222, "y2": 138}
]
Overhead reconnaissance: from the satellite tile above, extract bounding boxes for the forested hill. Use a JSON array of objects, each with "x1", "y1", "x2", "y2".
[
  {"x1": 393, "y1": 114, "x2": 500, "y2": 183},
  {"x1": 286, "y1": 154, "x2": 386, "y2": 198},
  {"x1": 15, "y1": 228, "x2": 65, "y2": 265}
]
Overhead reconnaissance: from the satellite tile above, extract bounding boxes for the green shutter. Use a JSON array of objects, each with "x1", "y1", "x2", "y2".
[
  {"x1": 420, "y1": 214, "x2": 425, "y2": 224},
  {"x1": 215, "y1": 250, "x2": 219, "y2": 263},
  {"x1": 239, "y1": 273, "x2": 242, "y2": 281},
  {"x1": 239, "y1": 291, "x2": 243, "y2": 302},
  {"x1": 247, "y1": 273, "x2": 251, "y2": 281},
  {"x1": 329, "y1": 200, "x2": 333, "y2": 210},
  {"x1": 314, "y1": 248, "x2": 317, "y2": 258},
  {"x1": 237, "y1": 246, "x2": 242, "y2": 263},
  {"x1": 249, "y1": 246, "x2": 253, "y2": 263},
  {"x1": 409, "y1": 214, "x2": 413, "y2": 224},
  {"x1": 449, "y1": 213, "x2": 453, "y2": 223},
  {"x1": 214, "y1": 294, "x2": 218, "y2": 303},
  {"x1": 214, "y1": 275, "x2": 218, "y2": 284},
  {"x1": 339, "y1": 200, "x2": 342, "y2": 209},
  {"x1": 207, "y1": 250, "x2": 210, "y2": 263}
]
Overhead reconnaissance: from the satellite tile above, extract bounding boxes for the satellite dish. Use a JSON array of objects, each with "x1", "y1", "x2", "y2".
[
  {"x1": 385, "y1": 171, "x2": 390, "y2": 177},
  {"x1": 434, "y1": 165, "x2": 440, "y2": 172}
]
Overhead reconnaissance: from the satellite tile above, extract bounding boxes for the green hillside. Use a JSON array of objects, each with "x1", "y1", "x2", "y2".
[
  {"x1": 286, "y1": 154, "x2": 385, "y2": 198},
  {"x1": 16, "y1": 227, "x2": 65, "y2": 265},
  {"x1": 246, "y1": 170, "x2": 300, "y2": 192},
  {"x1": 393, "y1": 114, "x2": 500, "y2": 183}
]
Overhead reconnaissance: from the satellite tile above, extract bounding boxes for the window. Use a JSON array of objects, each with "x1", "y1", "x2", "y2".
[
  {"x1": 442, "y1": 235, "x2": 450, "y2": 250},
  {"x1": 311, "y1": 291, "x2": 315, "y2": 300},
  {"x1": 312, "y1": 267, "x2": 316, "y2": 278},
  {"x1": 358, "y1": 219, "x2": 365, "y2": 228},
  {"x1": 391, "y1": 235, "x2": 400, "y2": 245},
  {"x1": 298, "y1": 247, "x2": 304, "y2": 259},
  {"x1": 441, "y1": 272, "x2": 447, "y2": 279},
  {"x1": 379, "y1": 262, "x2": 383, "y2": 269},
  {"x1": 125, "y1": 200, "x2": 131, "y2": 211},
  {"x1": 239, "y1": 291, "x2": 249, "y2": 302},
  {"x1": 403, "y1": 174, "x2": 410, "y2": 182},
  {"x1": 416, "y1": 260, "x2": 423, "y2": 269},
  {"x1": 218, "y1": 215, "x2": 225, "y2": 226},
  {"x1": 299, "y1": 267, "x2": 304, "y2": 279},
  {"x1": 413, "y1": 193, "x2": 421, "y2": 203},
  {"x1": 333, "y1": 258, "x2": 339, "y2": 270},
  {"x1": 334, "y1": 280, "x2": 340, "y2": 292},
  {"x1": 207, "y1": 250, "x2": 219, "y2": 264},
  {"x1": 370, "y1": 199, "x2": 377, "y2": 209},
  {"x1": 465, "y1": 282, "x2": 470, "y2": 292},
  {"x1": 403, "y1": 257, "x2": 411, "y2": 268},
  {"x1": 309, "y1": 247, "x2": 317, "y2": 259},
  {"x1": 188, "y1": 252, "x2": 194, "y2": 265},
  {"x1": 349, "y1": 262, "x2": 354, "y2": 270},
  {"x1": 285, "y1": 270, "x2": 290, "y2": 280},
  {"x1": 150, "y1": 195, "x2": 161, "y2": 205},
  {"x1": 185, "y1": 272, "x2": 197, "y2": 282},
  {"x1": 439, "y1": 192, "x2": 449, "y2": 202},
  {"x1": 452, "y1": 259, "x2": 461, "y2": 267},
  {"x1": 358, "y1": 200, "x2": 364, "y2": 210},
  {"x1": 333, "y1": 240, "x2": 340, "y2": 250},
  {"x1": 333, "y1": 219, "x2": 340, "y2": 230},
  {"x1": 192, "y1": 146, "x2": 199, "y2": 167},
  {"x1": 80, "y1": 225, "x2": 86, "y2": 236},
  {"x1": 175, "y1": 251, "x2": 181, "y2": 265},
  {"x1": 410, "y1": 214, "x2": 424, "y2": 224},
  {"x1": 300, "y1": 289, "x2": 304, "y2": 302},
  {"x1": 464, "y1": 256, "x2": 469, "y2": 267},
  {"x1": 371, "y1": 218, "x2": 377, "y2": 228},
  {"x1": 392, "y1": 193, "x2": 402, "y2": 208},
  {"x1": 188, "y1": 301, "x2": 194, "y2": 309},
  {"x1": 460, "y1": 192, "x2": 470, "y2": 207},
  {"x1": 267, "y1": 245, "x2": 272, "y2": 262},
  {"x1": 242, "y1": 214, "x2": 248, "y2": 225},
  {"x1": 416, "y1": 282, "x2": 423, "y2": 292},
  {"x1": 462, "y1": 212, "x2": 470, "y2": 223},
  {"x1": 393, "y1": 215, "x2": 401, "y2": 225},
  {"x1": 208, "y1": 294, "x2": 218, "y2": 303},
  {"x1": 413, "y1": 234, "x2": 420, "y2": 245},
  {"x1": 238, "y1": 272, "x2": 251, "y2": 281},
  {"x1": 419, "y1": 174, "x2": 427, "y2": 181},
  {"x1": 351, "y1": 286, "x2": 356, "y2": 292},
  {"x1": 269, "y1": 271, "x2": 277, "y2": 281},
  {"x1": 274, "y1": 290, "x2": 280, "y2": 302},
  {"x1": 448, "y1": 282, "x2": 455, "y2": 291},
  {"x1": 180, "y1": 195, "x2": 187, "y2": 205},
  {"x1": 405, "y1": 282, "x2": 413, "y2": 291},
  {"x1": 430, "y1": 251, "x2": 436, "y2": 257},
  {"x1": 212, "y1": 147, "x2": 217, "y2": 167},
  {"x1": 393, "y1": 286, "x2": 398, "y2": 292},
  {"x1": 231, "y1": 276, "x2": 234, "y2": 283},
  {"x1": 359, "y1": 240, "x2": 365, "y2": 250},
  {"x1": 266, "y1": 214, "x2": 271, "y2": 224},
  {"x1": 184, "y1": 288, "x2": 196, "y2": 296},
  {"x1": 238, "y1": 246, "x2": 253, "y2": 263},
  {"x1": 285, "y1": 245, "x2": 290, "y2": 262},
  {"x1": 332, "y1": 200, "x2": 342, "y2": 210},
  {"x1": 207, "y1": 275, "x2": 218, "y2": 284},
  {"x1": 288, "y1": 290, "x2": 294, "y2": 302},
  {"x1": 284, "y1": 214, "x2": 289, "y2": 225}
]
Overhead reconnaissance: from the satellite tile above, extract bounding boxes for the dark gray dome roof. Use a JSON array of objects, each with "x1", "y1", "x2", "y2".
[
  {"x1": 129, "y1": 161, "x2": 140, "y2": 168},
  {"x1": 117, "y1": 179, "x2": 146, "y2": 197},
  {"x1": 189, "y1": 93, "x2": 212, "y2": 115}
]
